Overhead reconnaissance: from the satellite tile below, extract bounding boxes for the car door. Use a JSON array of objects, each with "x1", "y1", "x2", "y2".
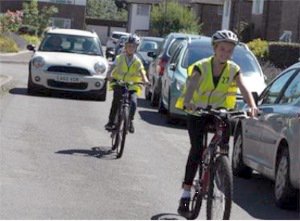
[
  {"x1": 244, "y1": 69, "x2": 297, "y2": 170},
  {"x1": 161, "y1": 43, "x2": 185, "y2": 109},
  {"x1": 261, "y1": 70, "x2": 300, "y2": 173}
]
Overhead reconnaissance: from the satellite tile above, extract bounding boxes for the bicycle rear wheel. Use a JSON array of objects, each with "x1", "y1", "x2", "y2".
[
  {"x1": 116, "y1": 106, "x2": 129, "y2": 159},
  {"x1": 206, "y1": 155, "x2": 233, "y2": 220},
  {"x1": 189, "y1": 170, "x2": 203, "y2": 220}
]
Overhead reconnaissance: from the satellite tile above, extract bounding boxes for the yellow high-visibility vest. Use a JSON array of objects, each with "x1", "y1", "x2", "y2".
[
  {"x1": 175, "y1": 56, "x2": 240, "y2": 110},
  {"x1": 110, "y1": 54, "x2": 145, "y2": 96}
]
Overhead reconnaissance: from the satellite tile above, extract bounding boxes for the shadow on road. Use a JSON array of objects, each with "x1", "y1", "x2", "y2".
[
  {"x1": 151, "y1": 213, "x2": 183, "y2": 220},
  {"x1": 55, "y1": 146, "x2": 117, "y2": 160},
  {"x1": 137, "y1": 98, "x2": 157, "y2": 110},
  {"x1": 138, "y1": 110, "x2": 186, "y2": 130},
  {"x1": 9, "y1": 87, "x2": 105, "y2": 102},
  {"x1": 233, "y1": 173, "x2": 300, "y2": 219}
]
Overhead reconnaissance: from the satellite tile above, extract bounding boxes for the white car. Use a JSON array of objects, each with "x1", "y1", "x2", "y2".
[
  {"x1": 105, "y1": 31, "x2": 130, "y2": 58},
  {"x1": 232, "y1": 62, "x2": 300, "y2": 209},
  {"x1": 27, "y1": 28, "x2": 109, "y2": 101}
]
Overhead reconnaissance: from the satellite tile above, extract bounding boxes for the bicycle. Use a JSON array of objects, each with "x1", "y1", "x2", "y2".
[
  {"x1": 109, "y1": 80, "x2": 144, "y2": 159},
  {"x1": 186, "y1": 107, "x2": 248, "y2": 220}
]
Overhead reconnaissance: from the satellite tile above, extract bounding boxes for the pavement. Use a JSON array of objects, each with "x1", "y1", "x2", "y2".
[{"x1": 0, "y1": 50, "x2": 33, "y2": 94}]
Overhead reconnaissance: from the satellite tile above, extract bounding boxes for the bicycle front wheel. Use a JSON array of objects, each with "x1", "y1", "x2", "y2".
[
  {"x1": 206, "y1": 155, "x2": 233, "y2": 220},
  {"x1": 189, "y1": 177, "x2": 203, "y2": 219},
  {"x1": 116, "y1": 106, "x2": 129, "y2": 159}
]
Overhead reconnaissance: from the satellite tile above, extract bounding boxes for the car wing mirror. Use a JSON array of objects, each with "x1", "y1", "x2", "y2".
[
  {"x1": 27, "y1": 44, "x2": 35, "y2": 51},
  {"x1": 169, "y1": 63, "x2": 176, "y2": 71},
  {"x1": 147, "y1": 51, "x2": 157, "y2": 58}
]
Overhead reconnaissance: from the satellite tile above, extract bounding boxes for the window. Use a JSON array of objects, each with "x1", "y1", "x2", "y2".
[
  {"x1": 217, "y1": 6, "x2": 223, "y2": 16},
  {"x1": 252, "y1": 0, "x2": 264, "y2": 15},
  {"x1": 51, "y1": 17, "x2": 71, "y2": 28},
  {"x1": 50, "y1": 0, "x2": 74, "y2": 4},
  {"x1": 279, "y1": 72, "x2": 300, "y2": 104},
  {"x1": 170, "y1": 43, "x2": 184, "y2": 65},
  {"x1": 262, "y1": 70, "x2": 296, "y2": 104},
  {"x1": 137, "y1": 5, "x2": 149, "y2": 16}
]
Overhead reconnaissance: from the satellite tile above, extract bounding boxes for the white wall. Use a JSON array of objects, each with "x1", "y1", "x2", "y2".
[{"x1": 128, "y1": 4, "x2": 150, "y2": 34}]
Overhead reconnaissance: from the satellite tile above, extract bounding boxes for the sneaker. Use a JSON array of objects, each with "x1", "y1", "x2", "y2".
[
  {"x1": 177, "y1": 197, "x2": 191, "y2": 218},
  {"x1": 105, "y1": 122, "x2": 115, "y2": 131},
  {"x1": 128, "y1": 121, "x2": 134, "y2": 133}
]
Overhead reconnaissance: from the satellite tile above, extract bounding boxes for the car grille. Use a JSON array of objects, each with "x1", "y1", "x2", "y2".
[
  {"x1": 47, "y1": 80, "x2": 88, "y2": 90},
  {"x1": 48, "y1": 66, "x2": 90, "y2": 76}
]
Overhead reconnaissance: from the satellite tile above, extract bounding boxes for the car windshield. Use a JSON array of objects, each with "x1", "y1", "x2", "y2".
[
  {"x1": 182, "y1": 42, "x2": 263, "y2": 77},
  {"x1": 138, "y1": 40, "x2": 161, "y2": 53},
  {"x1": 39, "y1": 34, "x2": 102, "y2": 56}
]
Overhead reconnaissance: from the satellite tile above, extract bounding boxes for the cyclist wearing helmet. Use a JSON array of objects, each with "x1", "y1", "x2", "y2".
[
  {"x1": 105, "y1": 34, "x2": 149, "y2": 133},
  {"x1": 175, "y1": 30, "x2": 258, "y2": 217}
]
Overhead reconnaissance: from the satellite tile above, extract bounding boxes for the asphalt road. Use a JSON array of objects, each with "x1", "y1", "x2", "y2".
[{"x1": 0, "y1": 60, "x2": 299, "y2": 219}]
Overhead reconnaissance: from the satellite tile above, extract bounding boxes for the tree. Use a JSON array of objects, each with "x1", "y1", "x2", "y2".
[
  {"x1": 22, "y1": 0, "x2": 58, "y2": 36},
  {"x1": 150, "y1": 0, "x2": 201, "y2": 37},
  {"x1": 86, "y1": 0, "x2": 127, "y2": 21}
]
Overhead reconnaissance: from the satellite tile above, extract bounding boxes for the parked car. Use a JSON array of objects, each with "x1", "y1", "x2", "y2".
[
  {"x1": 232, "y1": 62, "x2": 300, "y2": 209},
  {"x1": 146, "y1": 33, "x2": 200, "y2": 105},
  {"x1": 136, "y1": 36, "x2": 164, "y2": 76},
  {"x1": 26, "y1": 27, "x2": 109, "y2": 101},
  {"x1": 160, "y1": 37, "x2": 266, "y2": 121},
  {"x1": 114, "y1": 35, "x2": 129, "y2": 59},
  {"x1": 106, "y1": 31, "x2": 130, "y2": 59}
]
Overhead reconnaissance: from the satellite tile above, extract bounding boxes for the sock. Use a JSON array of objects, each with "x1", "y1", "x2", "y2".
[{"x1": 181, "y1": 190, "x2": 191, "y2": 199}]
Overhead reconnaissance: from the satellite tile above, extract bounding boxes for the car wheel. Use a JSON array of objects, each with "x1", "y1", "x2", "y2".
[
  {"x1": 275, "y1": 148, "x2": 298, "y2": 209},
  {"x1": 232, "y1": 129, "x2": 252, "y2": 178},
  {"x1": 150, "y1": 91, "x2": 159, "y2": 106},
  {"x1": 95, "y1": 83, "x2": 107, "y2": 101},
  {"x1": 158, "y1": 93, "x2": 167, "y2": 114},
  {"x1": 145, "y1": 86, "x2": 151, "y2": 100},
  {"x1": 27, "y1": 71, "x2": 38, "y2": 95}
]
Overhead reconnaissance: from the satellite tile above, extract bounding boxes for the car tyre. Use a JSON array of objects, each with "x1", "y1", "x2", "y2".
[
  {"x1": 158, "y1": 94, "x2": 167, "y2": 114},
  {"x1": 232, "y1": 129, "x2": 252, "y2": 179},
  {"x1": 275, "y1": 148, "x2": 298, "y2": 209},
  {"x1": 145, "y1": 86, "x2": 151, "y2": 100},
  {"x1": 27, "y1": 71, "x2": 39, "y2": 95},
  {"x1": 150, "y1": 91, "x2": 159, "y2": 107}
]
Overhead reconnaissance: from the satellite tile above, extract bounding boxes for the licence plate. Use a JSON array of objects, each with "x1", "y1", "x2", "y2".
[{"x1": 56, "y1": 75, "x2": 80, "y2": 83}]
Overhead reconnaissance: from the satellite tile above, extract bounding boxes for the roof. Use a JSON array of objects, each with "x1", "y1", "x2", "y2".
[
  {"x1": 141, "y1": 36, "x2": 164, "y2": 41},
  {"x1": 46, "y1": 28, "x2": 98, "y2": 37}
]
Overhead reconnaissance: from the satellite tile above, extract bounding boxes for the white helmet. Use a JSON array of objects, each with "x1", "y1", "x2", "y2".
[{"x1": 212, "y1": 30, "x2": 239, "y2": 45}]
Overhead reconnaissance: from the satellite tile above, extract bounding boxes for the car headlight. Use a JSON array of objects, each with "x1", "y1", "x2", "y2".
[
  {"x1": 32, "y1": 56, "x2": 45, "y2": 68},
  {"x1": 175, "y1": 78, "x2": 185, "y2": 91},
  {"x1": 94, "y1": 62, "x2": 106, "y2": 75}
]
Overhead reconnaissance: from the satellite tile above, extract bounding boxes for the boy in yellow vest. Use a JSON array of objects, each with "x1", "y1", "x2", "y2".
[
  {"x1": 176, "y1": 30, "x2": 259, "y2": 217},
  {"x1": 105, "y1": 34, "x2": 149, "y2": 133}
]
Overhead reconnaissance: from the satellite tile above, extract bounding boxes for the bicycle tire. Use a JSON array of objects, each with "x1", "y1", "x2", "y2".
[
  {"x1": 206, "y1": 155, "x2": 233, "y2": 220},
  {"x1": 189, "y1": 170, "x2": 203, "y2": 220},
  {"x1": 116, "y1": 106, "x2": 129, "y2": 159},
  {"x1": 111, "y1": 109, "x2": 121, "y2": 152}
]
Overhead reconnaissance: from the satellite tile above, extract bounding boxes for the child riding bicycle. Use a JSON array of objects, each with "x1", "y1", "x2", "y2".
[
  {"x1": 105, "y1": 34, "x2": 149, "y2": 133},
  {"x1": 175, "y1": 29, "x2": 259, "y2": 218}
]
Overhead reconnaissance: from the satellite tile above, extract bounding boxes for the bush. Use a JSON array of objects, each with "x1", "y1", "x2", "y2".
[
  {"x1": 20, "y1": 34, "x2": 40, "y2": 45},
  {"x1": 268, "y1": 42, "x2": 300, "y2": 68},
  {"x1": 0, "y1": 35, "x2": 19, "y2": 52},
  {"x1": 247, "y1": 38, "x2": 268, "y2": 60}
]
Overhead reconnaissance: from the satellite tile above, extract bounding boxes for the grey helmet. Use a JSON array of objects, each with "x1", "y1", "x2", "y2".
[
  {"x1": 212, "y1": 30, "x2": 239, "y2": 45},
  {"x1": 126, "y1": 34, "x2": 140, "y2": 45}
]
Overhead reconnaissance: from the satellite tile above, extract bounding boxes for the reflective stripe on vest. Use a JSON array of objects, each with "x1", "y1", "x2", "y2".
[{"x1": 110, "y1": 54, "x2": 145, "y2": 96}]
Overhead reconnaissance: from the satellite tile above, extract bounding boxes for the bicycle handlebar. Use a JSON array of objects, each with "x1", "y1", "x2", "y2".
[
  {"x1": 111, "y1": 79, "x2": 147, "y2": 87},
  {"x1": 186, "y1": 106, "x2": 249, "y2": 120}
]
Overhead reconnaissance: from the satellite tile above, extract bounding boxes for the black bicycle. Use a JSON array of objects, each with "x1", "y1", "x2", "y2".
[
  {"x1": 110, "y1": 80, "x2": 143, "y2": 159},
  {"x1": 187, "y1": 107, "x2": 248, "y2": 220}
]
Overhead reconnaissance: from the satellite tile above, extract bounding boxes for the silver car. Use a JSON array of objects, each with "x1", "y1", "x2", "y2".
[{"x1": 232, "y1": 62, "x2": 300, "y2": 209}]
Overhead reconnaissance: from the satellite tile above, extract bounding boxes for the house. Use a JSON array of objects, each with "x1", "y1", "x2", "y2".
[
  {"x1": 125, "y1": 0, "x2": 299, "y2": 42},
  {"x1": 0, "y1": 0, "x2": 86, "y2": 29},
  {"x1": 192, "y1": 0, "x2": 300, "y2": 42}
]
